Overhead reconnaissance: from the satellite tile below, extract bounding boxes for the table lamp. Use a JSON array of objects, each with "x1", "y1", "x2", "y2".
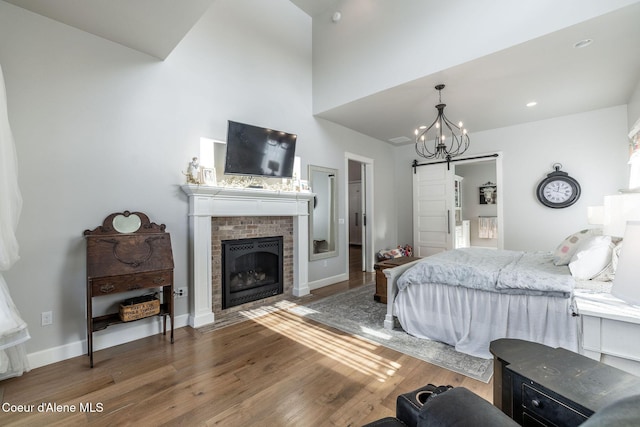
[{"x1": 611, "y1": 220, "x2": 640, "y2": 306}]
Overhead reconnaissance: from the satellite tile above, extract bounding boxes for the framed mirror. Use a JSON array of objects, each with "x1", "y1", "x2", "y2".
[
  {"x1": 309, "y1": 165, "x2": 338, "y2": 261},
  {"x1": 112, "y1": 212, "x2": 142, "y2": 233}
]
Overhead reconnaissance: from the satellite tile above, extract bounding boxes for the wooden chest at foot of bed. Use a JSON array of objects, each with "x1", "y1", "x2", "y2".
[{"x1": 374, "y1": 257, "x2": 421, "y2": 303}]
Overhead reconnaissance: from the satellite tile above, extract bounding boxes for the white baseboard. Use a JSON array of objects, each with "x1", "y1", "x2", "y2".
[
  {"x1": 308, "y1": 272, "x2": 349, "y2": 290},
  {"x1": 27, "y1": 314, "x2": 189, "y2": 370}
]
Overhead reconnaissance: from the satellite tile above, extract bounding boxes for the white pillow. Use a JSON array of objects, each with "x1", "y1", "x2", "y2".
[
  {"x1": 592, "y1": 240, "x2": 623, "y2": 282},
  {"x1": 553, "y1": 228, "x2": 602, "y2": 266},
  {"x1": 569, "y1": 235, "x2": 613, "y2": 280}
]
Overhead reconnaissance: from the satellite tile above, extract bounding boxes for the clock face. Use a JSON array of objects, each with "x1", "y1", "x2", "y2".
[
  {"x1": 542, "y1": 180, "x2": 574, "y2": 203},
  {"x1": 536, "y1": 172, "x2": 581, "y2": 208}
]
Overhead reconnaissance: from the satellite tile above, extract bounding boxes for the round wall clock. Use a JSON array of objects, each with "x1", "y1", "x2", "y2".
[{"x1": 536, "y1": 164, "x2": 581, "y2": 209}]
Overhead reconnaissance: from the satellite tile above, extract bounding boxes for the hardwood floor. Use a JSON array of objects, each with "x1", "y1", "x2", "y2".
[{"x1": 0, "y1": 252, "x2": 492, "y2": 426}]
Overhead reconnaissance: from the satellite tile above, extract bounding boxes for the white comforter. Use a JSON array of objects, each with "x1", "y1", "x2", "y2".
[
  {"x1": 397, "y1": 248, "x2": 574, "y2": 297},
  {"x1": 393, "y1": 248, "x2": 579, "y2": 359}
]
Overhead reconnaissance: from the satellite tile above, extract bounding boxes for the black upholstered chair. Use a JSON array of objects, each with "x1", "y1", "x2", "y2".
[{"x1": 363, "y1": 386, "x2": 640, "y2": 427}]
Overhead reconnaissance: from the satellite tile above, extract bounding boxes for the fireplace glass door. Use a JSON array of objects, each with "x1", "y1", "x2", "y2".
[{"x1": 222, "y1": 236, "x2": 283, "y2": 308}]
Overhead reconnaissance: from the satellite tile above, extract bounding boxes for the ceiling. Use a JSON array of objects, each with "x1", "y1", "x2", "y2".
[
  {"x1": 3, "y1": 0, "x2": 214, "y2": 60},
  {"x1": 5, "y1": 0, "x2": 640, "y2": 145},
  {"x1": 309, "y1": 2, "x2": 640, "y2": 144}
]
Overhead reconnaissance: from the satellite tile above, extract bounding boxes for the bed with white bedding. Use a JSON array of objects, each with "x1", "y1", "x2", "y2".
[
  {"x1": 386, "y1": 248, "x2": 579, "y2": 359},
  {"x1": 383, "y1": 229, "x2": 624, "y2": 360}
]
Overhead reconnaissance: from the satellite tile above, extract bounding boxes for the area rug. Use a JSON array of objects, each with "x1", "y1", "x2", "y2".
[{"x1": 289, "y1": 284, "x2": 493, "y2": 383}]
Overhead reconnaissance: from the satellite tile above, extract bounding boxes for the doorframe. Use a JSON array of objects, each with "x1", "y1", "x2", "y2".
[
  {"x1": 345, "y1": 152, "x2": 375, "y2": 272},
  {"x1": 449, "y1": 151, "x2": 504, "y2": 250}
]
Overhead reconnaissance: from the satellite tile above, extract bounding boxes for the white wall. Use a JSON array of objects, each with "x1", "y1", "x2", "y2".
[
  {"x1": 396, "y1": 105, "x2": 629, "y2": 251},
  {"x1": 305, "y1": 119, "x2": 399, "y2": 283},
  {"x1": 0, "y1": 0, "x2": 398, "y2": 364}
]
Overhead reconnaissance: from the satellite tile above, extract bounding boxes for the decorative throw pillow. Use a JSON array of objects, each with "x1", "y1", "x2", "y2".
[
  {"x1": 592, "y1": 239, "x2": 623, "y2": 282},
  {"x1": 568, "y1": 235, "x2": 613, "y2": 280},
  {"x1": 553, "y1": 228, "x2": 602, "y2": 266}
]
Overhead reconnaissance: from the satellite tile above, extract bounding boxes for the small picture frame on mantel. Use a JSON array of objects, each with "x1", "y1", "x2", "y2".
[{"x1": 201, "y1": 168, "x2": 217, "y2": 186}]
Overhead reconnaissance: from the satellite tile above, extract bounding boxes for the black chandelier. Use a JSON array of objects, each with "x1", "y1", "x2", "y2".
[{"x1": 415, "y1": 84, "x2": 470, "y2": 162}]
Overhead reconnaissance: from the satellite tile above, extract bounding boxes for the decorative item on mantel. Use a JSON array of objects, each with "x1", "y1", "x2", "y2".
[
  {"x1": 414, "y1": 84, "x2": 470, "y2": 166},
  {"x1": 201, "y1": 167, "x2": 216, "y2": 186},
  {"x1": 211, "y1": 175, "x2": 310, "y2": 193},
  {"x1": 184, "y1": 157, "x2": 202, "y2": 184}
]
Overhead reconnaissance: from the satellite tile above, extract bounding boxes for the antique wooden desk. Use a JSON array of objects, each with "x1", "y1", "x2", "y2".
[{"x1": 84, "y1": 211, "x2": 174, "y2": 367}]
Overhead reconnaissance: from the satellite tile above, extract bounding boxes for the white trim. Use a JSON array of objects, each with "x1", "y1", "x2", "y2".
[
  {"x1": 181, "y1": 185, "x2": 314, "y2": 327},
  {"x1": 307, "y1": 273, "x2": 349, "y2": 290},
  {"x1": 27, "y1": 314, "x2": 189, "y2": 369},
  {"x1": 449, "y1": 151, "x2": 504, "y2": 250}
]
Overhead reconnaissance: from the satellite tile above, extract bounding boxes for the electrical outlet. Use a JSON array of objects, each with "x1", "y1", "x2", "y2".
[
  {"x1": 41, "y1": 311, "x2": 53, "y2": 326},
  {"x1": 175, "y1": 287, "x2": 188, "y2": 298}
]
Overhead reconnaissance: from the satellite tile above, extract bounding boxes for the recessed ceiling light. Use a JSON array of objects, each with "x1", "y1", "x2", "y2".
[
  {"x1": 526, "y1": 101, "x2": 537, "y2": 107},
  {"x1": 573, "y1": 39, "x2": 593, "y2": 49}
]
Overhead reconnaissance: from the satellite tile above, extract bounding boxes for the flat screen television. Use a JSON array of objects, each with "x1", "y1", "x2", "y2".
[{"x1": 224, "y1": 120, "x2": 297, "y2": 178}]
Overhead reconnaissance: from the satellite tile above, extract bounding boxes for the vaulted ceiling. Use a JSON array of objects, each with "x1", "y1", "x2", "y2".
[{"x1": 3, "y1": 0, "x2": 214, "y2": 60}]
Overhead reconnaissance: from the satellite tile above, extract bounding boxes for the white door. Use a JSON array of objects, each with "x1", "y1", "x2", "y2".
[
  {"x1": 413, "y1": 163, "x2": 454, "y2": 256},
  {"x1": 360, "y1": 162, "x2": 369, "y2": 270},
  {"x1": 349, "y1": 181, "x2": 362, "y2": 245}
]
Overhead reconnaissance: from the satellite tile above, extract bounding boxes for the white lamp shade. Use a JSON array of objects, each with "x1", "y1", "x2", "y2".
[
  {"x1": 611, "y1": 220, "x2": 640, "y2": 306},
  {"x1": 603, "y1": 194, "x2": 640, "y2": 237},
  {"x1": 587, "y1": 206, "x2": 604, "y2": 225}
]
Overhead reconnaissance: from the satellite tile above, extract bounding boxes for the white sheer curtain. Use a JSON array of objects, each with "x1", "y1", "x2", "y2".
[{"x1": 0, "y1": 64, "x2": 30, "y2": 379}]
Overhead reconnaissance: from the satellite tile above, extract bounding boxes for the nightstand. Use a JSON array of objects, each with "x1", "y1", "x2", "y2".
[{"x1": 490, "y1": 338, "x2": 640, "y2": 426}]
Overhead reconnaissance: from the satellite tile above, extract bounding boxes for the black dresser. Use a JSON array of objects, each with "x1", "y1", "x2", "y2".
[{"x1": 490, "y1": 338, "x2": 640, "y2": 426}]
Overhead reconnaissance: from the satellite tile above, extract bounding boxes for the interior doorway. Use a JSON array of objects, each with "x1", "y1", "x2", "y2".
[
  {"x1": 412, "y1": 152, "x2": 503, "y2": 256},
  {"x1": 348, "y1": 172, "x2": 363, "y2": 246},
  {"x1": 345, "y1": 153, "x2": 374, "y2": 273},
  {"x1": 454, "y1": 159, "x2": 502, "y2": 249}
]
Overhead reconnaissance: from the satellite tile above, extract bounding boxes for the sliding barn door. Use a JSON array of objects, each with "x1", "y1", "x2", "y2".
[{"x1": 413, "y1": 163, "x2": 454, "y2": 257}]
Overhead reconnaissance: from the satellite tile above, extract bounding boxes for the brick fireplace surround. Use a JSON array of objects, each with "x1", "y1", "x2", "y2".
[
  {"x1": 181, "y1": 185, "x2": 314, "y2": 327},
  {"x1": 213, "y1": 216, "x2": 292, "y2": 313}
]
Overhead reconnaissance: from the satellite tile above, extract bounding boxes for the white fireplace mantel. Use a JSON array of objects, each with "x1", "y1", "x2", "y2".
[{"x1": 181, "y1": 184, "x2": 315, "y2": 328}]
